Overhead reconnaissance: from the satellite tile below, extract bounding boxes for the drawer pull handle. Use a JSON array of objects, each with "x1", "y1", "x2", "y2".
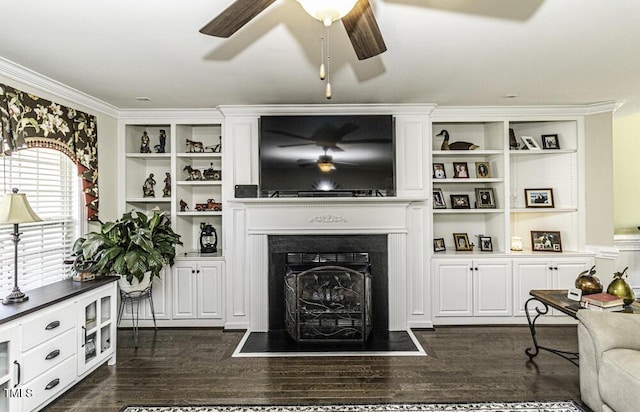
[
  {"x1": 45, "y1": 378, "x2": 60, "y2": 390},
  {"x1": 13, "y1": 361, "x2": 20, "y2": 387},
  {"x1": 46, "y1": 320, "x2": 60, "y2": 330},
  {"x1": 45, "y1": 349, "x2": 61, "y2": 360}
]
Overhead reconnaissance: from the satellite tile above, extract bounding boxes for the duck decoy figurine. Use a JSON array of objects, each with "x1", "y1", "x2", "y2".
[{"x1": 437, "y1": 130, "x2": 479, "y2": 150}]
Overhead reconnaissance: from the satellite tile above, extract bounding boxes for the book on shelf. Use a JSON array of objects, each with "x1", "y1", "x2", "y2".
[
  {"x1": 581, "y1": 292, "x2": 624, "y2": 308},
  {"x1": 631, "y1": 299, "x2": 640, "y2": 309},
  {"x1": 580, "y1": 301, "x2": 624, "y2": 312}
]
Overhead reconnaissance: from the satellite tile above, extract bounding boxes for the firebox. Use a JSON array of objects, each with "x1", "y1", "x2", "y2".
[{"x1": 284, "y1": 253, "x2": 372, "y2": 342}]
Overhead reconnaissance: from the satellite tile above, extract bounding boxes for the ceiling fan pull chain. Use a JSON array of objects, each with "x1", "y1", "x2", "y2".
[
  {"x1": 319, "y1": 25, "x2": 326, "y2": 80},
  {"x1": 325, "y1": 24, "x2": 332, "y2": 99}
]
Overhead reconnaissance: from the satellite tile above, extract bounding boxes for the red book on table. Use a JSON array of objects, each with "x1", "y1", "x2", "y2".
[{"x1": 581, "y1": 292, "x2": 624, "y2": 308}]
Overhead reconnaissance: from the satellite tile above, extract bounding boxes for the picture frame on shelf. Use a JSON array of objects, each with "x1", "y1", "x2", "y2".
[
  {"x1": 542, "y1": 134, "x2": 560, "y2": 149},
  {"x1": 450, "y1": 194, "x2": 471, "y2": 209},
  {"x1": 433, "y1": 163, "x2": 446, "y2": 179},
  {"x1": 521, "y1": 136, "x2": 542, "y2": 150},
  {"x1": 433, "y1": 238, "x2": 446, "y2": 252},
  {"x1": 524, "y1": 188, "x2": 554, "y2": 208},
  {"x1": 453, "y1": 233, "x2": 473, "y2": 251},
  {"x1": 479, "y1": 236, "x2": 493, "y2": 252},
  {"x1": 475, "y1": 188, "x2": 496, "y2": 209},
  {"x1": 531, "y1": 230, "x2": 562, "y2": 252},
  {"x1": 453, "y1": 162, "x2": 469, "y2": 178},
  {"x1": 433, "y1": 188, "x2": 447, "y2": 209},
  {"x1": 475, "y1": 162, "x2": 491, "y2": 178}
]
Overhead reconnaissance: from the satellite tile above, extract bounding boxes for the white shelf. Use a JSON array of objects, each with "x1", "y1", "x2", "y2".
[
  {"x1": 126, "y1": 198, "x2": 171, "y2": 203},
  {"x1": 433, "y1": 150, "x2": 503, "y2": 156},
  {"x1": 176, "y1": 152, "x2": 222, "y2": 158},
  {"x1": 176, "y1": 180, "x2": 222, "y2": 186},
  {"x1": 511, "y1": 208, "x2": 578, "y2": 213},
  {"x1": 125, "y1": 153, "x2": 171, "y2": 159},
  {"x1": 433, "y1": 178, "x2": 504, "y2": 184},
  {"x1": 434, "y1": 209, "x2": 504, "y2": 214},
  {"x1": 509, "y1": 149, "x2": 576, "y2": 156},
  {"x1": 177, "y1": 211, "x2": 223, "y2": 217}
]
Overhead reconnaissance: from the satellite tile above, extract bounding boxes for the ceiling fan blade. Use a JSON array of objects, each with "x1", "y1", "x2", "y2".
[
  {"x1": 342, "y1": 0, "x2": 387, "y2": 60},
  {"x1": 199, "y1": 0, "x2": 276, "y2": 38}
]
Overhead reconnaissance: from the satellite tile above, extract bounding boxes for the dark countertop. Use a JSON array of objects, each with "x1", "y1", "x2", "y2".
[{"x1": 0, "y1": 276, "x2": 119, "y2": 326}]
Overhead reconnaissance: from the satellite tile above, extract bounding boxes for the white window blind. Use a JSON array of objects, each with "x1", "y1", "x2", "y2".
[{"x1": 0, "y1": 148, "x2": 81, "y2": 295}]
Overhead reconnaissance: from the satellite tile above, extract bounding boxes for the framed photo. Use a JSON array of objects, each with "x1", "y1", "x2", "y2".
[
  {"x1": 453, "y1": 233, "x2": 473, "y2": 251},
  {"x1": 521, "y1": 136, "x2": 541, "y2": 150},
  {"x1": 475, "y1": 188, "x2": 496, "y2": 209},
  {"x1": 542, "y1": 134, "x2": 560, "y2": 149},
  {"x1": 450, "y1": 194, "x2": 470, "y2": 209},
  {"x1": 433, "y1": 238, "x2": 446, "y2": 252},
  {"x1": 433, "y1": 188, "x2": 447, "y2": 209},
  {"x1": 479, "y1": 236, "x2": 493, "y2": 252},
  {"x1": 452, "y1": 162, "x2": 469, "y2": 178},
  {"x1": 531, "y1": 231, "x2": 562, "y2": 252},
  {"x1": 433, "y1": 163, "x2": 446, "y2": 179},
  {"x1": 475, "y1": 162, "x2": 491, "y2": 178},
  {"x1": 524, "y1": 188, "x2": 554, "y2": 208}
]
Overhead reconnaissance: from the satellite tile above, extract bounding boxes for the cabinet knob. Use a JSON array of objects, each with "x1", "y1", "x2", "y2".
[
  {"x1": 45, "y1": 378, "x2": 60, "y2": 390},
  {"x1": 45, "y1": 320, "x2": 60, "y2": 330},
  {"x1": 191, "y1": 270, "x2": 195, "y2": 274},
  {"x1": 196, "y1": 270, "x2": 200, "y2": 274}
]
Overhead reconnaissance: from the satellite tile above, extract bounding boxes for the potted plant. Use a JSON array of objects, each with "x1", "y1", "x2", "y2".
[{"x1": 72, "y1": 210, "x2": 182, "y2": 292}]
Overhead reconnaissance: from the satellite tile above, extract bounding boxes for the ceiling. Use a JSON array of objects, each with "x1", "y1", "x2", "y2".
[{"x1": 1, "y1": 0, "x2": 639, "y2": 116}]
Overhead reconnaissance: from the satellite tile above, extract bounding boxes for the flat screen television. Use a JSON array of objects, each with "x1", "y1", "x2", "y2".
[{"x1": 259, "y1": 115, "x2": 395, "y2": 197}]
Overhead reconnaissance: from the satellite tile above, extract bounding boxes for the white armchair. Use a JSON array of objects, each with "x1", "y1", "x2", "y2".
[{"x1": 577, "y1": 310, "x2": 640, "y2": 412}]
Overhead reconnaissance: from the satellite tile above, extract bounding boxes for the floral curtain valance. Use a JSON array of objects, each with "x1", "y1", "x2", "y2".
[{"x1": 0, "y1": 83, "x2": 99, "y2": 221}]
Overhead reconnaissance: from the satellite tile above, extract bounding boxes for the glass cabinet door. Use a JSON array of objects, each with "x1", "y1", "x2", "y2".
[
  {"x1": 78, "y1": 287, "x2": 115, "y2": 375},
  {"x1": 0, "y1": 325, "x2": 19, "y2": 412}
]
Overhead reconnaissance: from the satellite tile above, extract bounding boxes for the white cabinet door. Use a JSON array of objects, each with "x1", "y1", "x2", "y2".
[
  {"x1": 513, "y1": 260, "x2": 552, "y2": 317},
  {"x1": 474, "y1": 259, "x2": 512, "y2": 316},
  {"x1": 0, "y1": 324, "x2": 20, "y2": 412},
  {"x1": 172, "y1": 262, "x2": 198, "y2": 319},
  {"x1": 77, "y1": 284, "x2": 116, "y2": 375},
  {"x1": 197, "y1": 261, "x2": 223, "y2": 319},
  {"x1": 553, "y1": 259, "x2": 592, "y2": 289},
  {"x1": 433, "y1": 260, "x2": 473, "y2": 317}
]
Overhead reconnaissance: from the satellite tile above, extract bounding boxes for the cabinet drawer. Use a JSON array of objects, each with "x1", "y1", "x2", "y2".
[
  {"x1": 22, "y1": 355, "x2": 76, "y2": 412},
  {"x1": 21, "y1": 301, "x2": 76, "y2": 351},
  {"x1": 22, "y1": 328, "x2": 76, "y2": 383}
]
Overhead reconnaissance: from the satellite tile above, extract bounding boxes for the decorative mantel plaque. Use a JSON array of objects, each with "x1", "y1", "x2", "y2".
[{"x1": 308, "y1": 214, "x2": 348, "y2": 224}]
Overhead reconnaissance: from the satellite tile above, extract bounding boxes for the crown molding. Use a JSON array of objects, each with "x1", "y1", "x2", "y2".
[
  {"x1": 117, "y1": 108, "x2": 223, "y2": 122},
  {"x1": 0, "y1": 57, "x2": 119, "y2": 117},
  {"x1": 217, "y1": 104, "x2": 437, "y2": 117},
  {"x1": 432, "y1": 102, "x2": 622, "y2": 120}
]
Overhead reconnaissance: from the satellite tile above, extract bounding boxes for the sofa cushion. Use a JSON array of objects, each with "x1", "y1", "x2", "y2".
[{"x1": 598, "y1": 348, "x2": 640, "y2": 412}]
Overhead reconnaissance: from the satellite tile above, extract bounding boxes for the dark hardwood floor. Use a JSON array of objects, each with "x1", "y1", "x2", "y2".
[{"x1": 45, "y1": 325, "x2": 588, "y2": 411}]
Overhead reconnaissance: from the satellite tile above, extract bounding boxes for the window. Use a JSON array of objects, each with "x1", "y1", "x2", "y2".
[{"x1": 0, "y1": 148, "x2": 82, "y2": 295}]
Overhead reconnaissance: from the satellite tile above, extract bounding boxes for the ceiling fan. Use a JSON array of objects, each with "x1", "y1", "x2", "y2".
[
  {"x1": 297, "y1": 147, "x2": 358, "y2": 172},
  {"x1": 199, "y1": 0, "x2": 387, "y2": 60}
]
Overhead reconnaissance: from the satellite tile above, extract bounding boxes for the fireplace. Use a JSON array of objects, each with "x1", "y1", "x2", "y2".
[
  {"x1": 268, "y1": 235, "x2": 389, "y2": 334},
  {"x1": 284, "y1": 253, "x2": 373, "y2": 342}
]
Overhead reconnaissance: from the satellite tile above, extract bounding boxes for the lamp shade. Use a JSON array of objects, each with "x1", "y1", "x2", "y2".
[
  {"x1": 297, "y1": 0, "x2": 359, "y2": 26},
  {"x1": 0, "y1": 188, "x2": 42, "y2": 224}
]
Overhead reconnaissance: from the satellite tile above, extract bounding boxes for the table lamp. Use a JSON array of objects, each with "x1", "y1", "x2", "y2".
[{"x1": 0, "y1": 188, "x2": 42, "y2": 304}]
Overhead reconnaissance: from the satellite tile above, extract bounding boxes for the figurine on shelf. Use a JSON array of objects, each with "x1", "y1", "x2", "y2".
[
  {"x1": 143, "y1": 173, "x2": 156, "y2": 197},
  {"x1": 140, "y1": 131, "x2": 151, "y2": 153},
  {"x1": 186, "y1": 138, "x2": 204, "y2": 153},
  {"x1": 179, "y1": 199, "x2": 188, "y2": 212},
  {"x1": 203, "y1": 163, "x2": 221, "y2": 181},
  {"x1": 207, "y1": 136, "x2": 222, "y2": 153},
  {"x1": 154, "y1": 129, "x2": 167, "y2": 153},
  {"x1": 162, "y1": 172, "x2": 171, "y2": 197},
  {"x1": 183, "y1": 165, "x2": 202, "y2": 180}
]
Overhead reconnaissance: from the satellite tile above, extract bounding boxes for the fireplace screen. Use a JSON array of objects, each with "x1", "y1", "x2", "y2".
[{"x1": 285, "y1": 253, "x2": 372, "y2": 342}]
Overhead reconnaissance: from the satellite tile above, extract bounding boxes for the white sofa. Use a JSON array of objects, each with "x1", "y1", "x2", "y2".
[{"x1": 577, "y1": 310, "x2": 640, "y2": 412}]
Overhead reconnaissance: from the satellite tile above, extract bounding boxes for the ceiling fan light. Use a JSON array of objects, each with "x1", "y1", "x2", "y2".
[
  {"x1": 317, "y1": 161, "x2": 335, "y2": 173},
  {"x1": 296, "y1": 0, "x2": 359, "y2": 26}
]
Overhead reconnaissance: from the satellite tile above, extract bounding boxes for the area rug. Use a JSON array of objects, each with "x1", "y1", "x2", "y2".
[{"x1": 121, "y1": 400, "x2": 584, "y2": 412}]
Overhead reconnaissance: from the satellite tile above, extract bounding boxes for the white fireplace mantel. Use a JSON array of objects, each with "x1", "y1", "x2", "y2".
[{"x1": 224, "y1": 200, "x2": 432, "y2": 332}]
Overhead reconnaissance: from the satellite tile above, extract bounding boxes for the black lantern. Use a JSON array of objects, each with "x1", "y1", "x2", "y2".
[{"x1": 199, "y1": 222, "x2": 217, "y2": 254}]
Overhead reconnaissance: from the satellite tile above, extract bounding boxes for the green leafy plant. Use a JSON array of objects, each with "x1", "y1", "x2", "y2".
[{"x1": 72, "y1": 211, "x2": 182, "y2": 284}]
